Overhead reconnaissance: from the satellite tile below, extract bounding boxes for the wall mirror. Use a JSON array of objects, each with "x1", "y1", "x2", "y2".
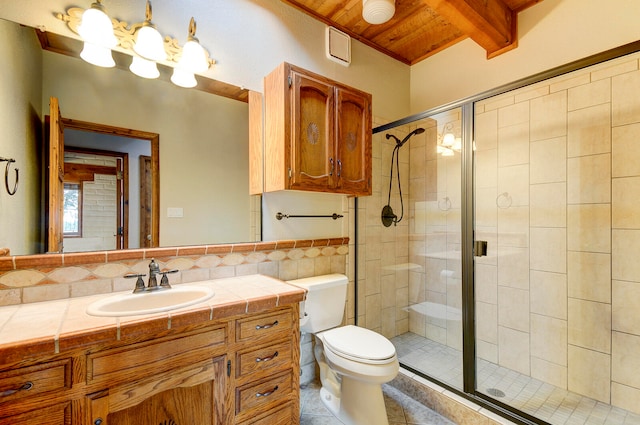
[{"x1": 0, "y1": 18, "x2": 260, "y2": 256}]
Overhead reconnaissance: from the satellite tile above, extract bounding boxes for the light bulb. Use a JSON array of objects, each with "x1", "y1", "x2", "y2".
[
  {"x1": 171, "y1": 68, "x2": 197, "y2": 88},
  {"x1": 178, "y1": 39, "x2": 209, "y2": 73},
  {"x1": 78, "y1": 3, "x2": 117, "y2": 47},
  {"x1": 134, "y1": 24, "x2": 166, "y2": 61},
  {"x1": 130, "y1": 56, "x2": 160, "y2": 79},
  {"x1": 442, "y1": 133, "x2": 455, "y2": 147},
  {"x1": 80, "y1": 42, "x2": 115, "y2": 67}
]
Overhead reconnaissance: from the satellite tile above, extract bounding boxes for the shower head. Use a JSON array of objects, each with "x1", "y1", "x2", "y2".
[{"x1": 385, "y1": 127, "x2": 425, "y2": 148}]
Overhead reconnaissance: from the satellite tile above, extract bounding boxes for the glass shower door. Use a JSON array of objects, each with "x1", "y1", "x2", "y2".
[
  {"x1": 387, "y1": 107, "x2": 464, "y2": 391},
  {"x1": 472, "y1": 51, "x2": 640, "y2": 424}
]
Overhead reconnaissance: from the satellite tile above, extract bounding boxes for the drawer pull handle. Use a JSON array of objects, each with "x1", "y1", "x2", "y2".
[
  {"x1": 94, "y1": 418, "x2": 103, "y2": 425},
  {"x1": 0, "y1": 381, "x2": 33, "y2": 397},
  {"x1": 255, "y1": 320, "x2": 279, "y2": 330},
  {"x1": 256, "y1": 385, "x2": 279, "y2": 398},
  {"x1": 256, "y1": 351, "x2": 279, "y2": 363}
]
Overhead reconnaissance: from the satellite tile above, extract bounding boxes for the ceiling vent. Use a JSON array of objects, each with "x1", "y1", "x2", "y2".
[{"x1": 326, "y1": 26, "x2": 351, "y2": 67}]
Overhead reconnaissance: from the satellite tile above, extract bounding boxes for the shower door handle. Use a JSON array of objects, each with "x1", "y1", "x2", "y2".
[{"x1": 474, "y1": 240, "x2": 488, "y2": 257}]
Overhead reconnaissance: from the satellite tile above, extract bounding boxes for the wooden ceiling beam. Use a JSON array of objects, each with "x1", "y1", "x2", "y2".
[{"x1": 420, "y1": 0, "x2": 518, "y2": 58}]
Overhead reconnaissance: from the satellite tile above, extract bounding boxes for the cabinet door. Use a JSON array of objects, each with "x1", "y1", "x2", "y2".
[
  {"x1": 87, "y1": 356, "x2": 228, "y2": 425},
  {"x1": 290, "y1": 71, "x2": 335, "y2": 191},
  {"x1": 336, "y1": 87, "x2": 372, "y2": 195}
]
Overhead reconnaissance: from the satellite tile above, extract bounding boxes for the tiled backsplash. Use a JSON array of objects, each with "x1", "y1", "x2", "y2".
[{"x1": 0, "y1": 238, "x2": 349, "y2": 306}]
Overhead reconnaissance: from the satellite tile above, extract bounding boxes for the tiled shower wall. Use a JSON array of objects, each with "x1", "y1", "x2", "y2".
[
  {"x1": 474, "y1": 51, "x2": 640, "y2": 414},
  {"x1": 357, "y1": 118, "x2": 411, "y2": 338},
  {"x1": 407, "y1": 111, "x2": 462, "y2": 352},
  {"x1": 359, "y1": 114, "x2": 463, "y2": 351},
  {"x1": 359, "y1": 112, "x2": 463, "y2": 347}
]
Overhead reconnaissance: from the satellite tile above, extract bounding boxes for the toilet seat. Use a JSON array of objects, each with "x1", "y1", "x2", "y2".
[{"x1": 322, "y1": 325, "x2": 396, "y2": 365}]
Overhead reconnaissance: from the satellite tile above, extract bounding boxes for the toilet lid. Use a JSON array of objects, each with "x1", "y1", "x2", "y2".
[{"x1": 322, "y1": 325, "x2": 396, "y2": 361}]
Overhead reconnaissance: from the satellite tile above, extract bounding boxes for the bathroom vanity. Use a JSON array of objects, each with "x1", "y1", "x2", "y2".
[{"x1": 0, "y1": 275, "x2": 304, "y2": 425}]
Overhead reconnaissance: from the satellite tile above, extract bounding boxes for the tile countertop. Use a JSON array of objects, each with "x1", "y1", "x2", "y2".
[{"x1": 0, "y1": 274, "x2": 306, "y2": 366}]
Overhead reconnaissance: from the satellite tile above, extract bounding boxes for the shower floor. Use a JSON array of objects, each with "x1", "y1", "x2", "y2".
[{"x1": 390, "y1": 332, "x2": 640, "y2": 425}]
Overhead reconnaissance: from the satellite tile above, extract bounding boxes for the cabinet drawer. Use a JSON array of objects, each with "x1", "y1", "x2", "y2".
[
  {"x1": 0, "y1": 401, "x2": 71, "y2": 425},
  {"x1": 88, "y1": 327, "x2": 226, "y2": 385},
  {"x1": 0, "y1": 359, "x2": 71, "y2": 404},
  {"x1": 236, "y1": 340, "x2": 292, "y2": 378},
  {"x1": 235, "y1": 371, "x2": 292, "y2": 416},
  {"x1": 237, "y1": 401, "x2": 295, "y2": 425},
  {"x1": 236, "y1": 310, "x2": 292, "y2": 342}
]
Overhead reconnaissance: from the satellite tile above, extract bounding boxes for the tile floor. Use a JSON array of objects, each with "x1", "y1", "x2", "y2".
[
  {"x1": 300, "y1": 380, "x2": 456, "y2": 425},
  {"x1": 391, "y1": 332, "x2": 640, "y2": 425}
]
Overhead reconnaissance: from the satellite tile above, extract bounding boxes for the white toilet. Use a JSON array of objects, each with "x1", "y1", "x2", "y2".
[{"x1": 288, "y1": 274, "x2": 399, "y2": 425}]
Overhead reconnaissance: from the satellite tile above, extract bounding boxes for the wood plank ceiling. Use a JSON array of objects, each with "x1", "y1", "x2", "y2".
[{"x1": 282, "y1": 0, "x2": 543, "y2": 65}]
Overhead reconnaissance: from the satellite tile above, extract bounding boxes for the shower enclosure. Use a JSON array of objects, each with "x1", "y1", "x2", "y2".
[{"x1": 357, "y1": 45, "x2": 640, "y2": 425}]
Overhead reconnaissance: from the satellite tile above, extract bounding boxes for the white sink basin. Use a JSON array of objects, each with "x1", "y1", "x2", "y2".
[{"x1": 86, "y1": 285, "x2": 215, "y2": 317}]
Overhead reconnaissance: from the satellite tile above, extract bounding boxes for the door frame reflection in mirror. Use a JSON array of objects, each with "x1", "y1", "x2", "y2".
[{"x1": 54, "y1": 117, "x2": 160, "y2": 251}]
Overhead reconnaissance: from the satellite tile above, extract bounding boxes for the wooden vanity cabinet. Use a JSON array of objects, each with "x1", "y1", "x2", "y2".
[
  {"x1": 0, "y1": 304, "x2": 300, "y2": 425},
  {"x1": 263, "y1": 62, "x2": 372, "y2": 196},
  {"x1": 85, "y1": 326, "x2": 229, "y2": 425}
]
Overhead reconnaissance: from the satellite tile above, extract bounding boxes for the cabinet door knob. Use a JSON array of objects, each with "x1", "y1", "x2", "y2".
[{"x1": 329, "y1": 157, "x2": 334, "y2": 176}]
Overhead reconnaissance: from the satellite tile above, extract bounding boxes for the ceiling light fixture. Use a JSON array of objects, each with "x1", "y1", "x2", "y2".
[
  {"x1": 362, "y1": 0, "x2": 395, "y2": 25},
  {"x1": 57, "y1": 0, "x2": 215, "y2": 88}
]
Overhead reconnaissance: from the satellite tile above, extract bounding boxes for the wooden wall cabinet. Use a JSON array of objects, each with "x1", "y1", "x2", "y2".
[
  {"x1": 262, "y1": 62, "x2": 372, "y2": 196},
  {"x1": 0, "y1": 306, "x2": 300, "y2": 425}
]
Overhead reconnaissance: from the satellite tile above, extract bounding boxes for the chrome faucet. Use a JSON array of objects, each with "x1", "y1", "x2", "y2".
[
  {"x1": 148, "y1": 258, "x2": 160, "y2": 289},
  {"x1": 124, "y1": 259, "x2": 178, "y2": 293}
]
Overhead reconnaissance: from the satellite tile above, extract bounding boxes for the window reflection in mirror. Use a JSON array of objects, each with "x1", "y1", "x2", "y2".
[{"x1": 63, "y1": 183, "x2": 81, "y2": 236}]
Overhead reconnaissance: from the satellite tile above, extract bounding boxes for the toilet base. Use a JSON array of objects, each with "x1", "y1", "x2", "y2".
[{"x1": 320, "y1": 376, "x2": 390, "y2": 425}]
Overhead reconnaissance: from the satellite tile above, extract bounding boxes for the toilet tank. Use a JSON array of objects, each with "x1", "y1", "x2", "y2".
[{"x1": 287, "y1": 274, "x2": 348, "y2": 333}]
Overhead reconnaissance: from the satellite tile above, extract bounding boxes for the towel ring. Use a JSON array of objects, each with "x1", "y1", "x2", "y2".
[
  {"x1": 1, "y1": 157, "x2": 18, "y2": 196},
  {"x1": 438, "y1": 197, "x2": 452, "y2": 211},
  {"x1": 496, "y1": 192, "x2": 512, "y2": 209}
]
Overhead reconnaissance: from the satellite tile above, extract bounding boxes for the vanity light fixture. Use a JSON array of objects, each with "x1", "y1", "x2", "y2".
[
  {"x1": 76, "y1": 0, "x2": 117, "y2": 67},
  {"x1": 437, "y1": 121, "x2": 461, "y2": 156},
  {"x1": 57, "y1": 0, "x2": 216, "y2": 88},
  {"x1": 132, "y1": 1, "x2": 166, "y2": 62},
  {"x1": 170, "y1": 18, "x2": 208, "y2": 88},
  {"x1": 362, "y1": 0, "x2": 395, "y2": 25},
  {"x1": 129, "y1": 1, "x2": 165, "y2": 79}
]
